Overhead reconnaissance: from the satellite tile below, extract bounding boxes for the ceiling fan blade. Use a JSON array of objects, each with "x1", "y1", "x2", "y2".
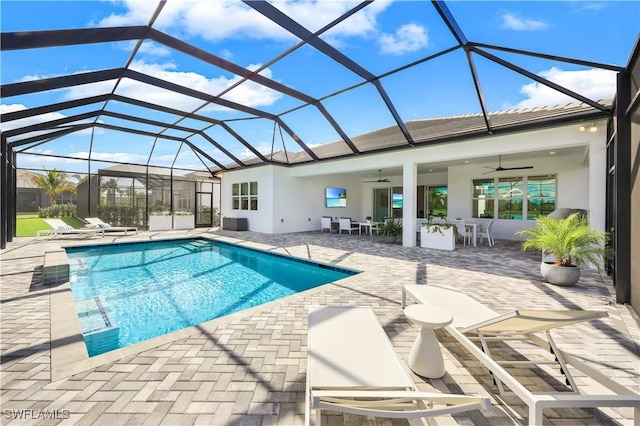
[
  {"x1": 364, "y1": 169, "x2": 390, "y2": 183},
  {"x1": 502, "y1": 166, "x2": 534, "y2": 170}
]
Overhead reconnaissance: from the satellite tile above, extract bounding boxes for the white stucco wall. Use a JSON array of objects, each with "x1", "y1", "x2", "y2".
[
  {"x1": 447, "y1": 152, "x2": 592, "y2": 241},
  {"x1": 221, "y1": 166, "x2": 364, "y2": 233},
  {"x1": 219, "y1": 120, "x2": 607, "y2": 242}
]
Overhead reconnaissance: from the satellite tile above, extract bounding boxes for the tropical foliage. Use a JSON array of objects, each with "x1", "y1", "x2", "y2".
[
  {"x1": 29, "y1": 168, "x2": 76, "y2": 206},
  {"x1": 421, "y1": 218, "x2": 458, "y2": 238},
  {"x1": 379, "y1": 218, "x2": 402, "y2": 238},
  {"x1": 427, "y1": 187, "x2": 447, "y2": 217},
  {"x1": 516, "y1": 213, "x2": 609, "y2": 271}
]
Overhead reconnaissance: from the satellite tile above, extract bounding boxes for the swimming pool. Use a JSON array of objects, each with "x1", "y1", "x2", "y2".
[{"x1": 66, "y1": 238, "x2": 357, "y2": 356}]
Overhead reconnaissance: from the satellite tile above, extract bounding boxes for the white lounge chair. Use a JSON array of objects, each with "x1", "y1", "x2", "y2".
[
  {"x1": 402, "y1": 284, "x2": 640, "y2": 425},
  {"x1": 306, "y1": 305, "x2": 491, "y2": 425},
  {"x1": 84, "y1": 217, "x2": 138, "y2": 235},
  {"x1": 38, "y1": 218, "x2": 105, "y2": 239}
]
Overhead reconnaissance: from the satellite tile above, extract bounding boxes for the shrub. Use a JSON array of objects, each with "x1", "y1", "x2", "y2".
[{"x1": 38, "y1": 203, "x2": 76, "y2": 218}]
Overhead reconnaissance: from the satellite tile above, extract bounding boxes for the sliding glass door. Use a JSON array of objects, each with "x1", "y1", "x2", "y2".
[{"x1": 372, "y1": 188, "x2": 389, "y2": 222}]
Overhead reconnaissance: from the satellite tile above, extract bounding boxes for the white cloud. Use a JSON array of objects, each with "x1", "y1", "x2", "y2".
[
  {"x1": 515, "y1": 67, "x2": 616, "y2": 108},
  {"x1": 378, "y1": 23, "x2": 428, "y2": 55},
  {"x1": 137, "y1": 41, "x2": 172, "y2": 57},
  {"x1": 239, "y1": 142, "x2": 274, "y2": 159},
  {"x1": 502, "y1": 13, "x2": 548, "y2": 31},
  {"x1": 114, "y1": 40, "x2": 172, "y2": 57},
  {"x1": 576, "y1": 2, "x2": 607, "y2": 12},
  {"x1": 94, "y1": 0, "x2": 391, "y2": 43},
  {"x1": 1, "y1": 104, "x2": 67, "y2": 132},
  {"x1": 0, "y1": 104, "x2": 99, "y2": 139},
  {"x1": 60, "y1": 60, "x2": 282, "y2": 112},
  {"x1": 19, "y1": 148, "x2": 85, "y2": 166},
  {"x1": 72, "y1": 151, "x2": 147, "y2": 164}
]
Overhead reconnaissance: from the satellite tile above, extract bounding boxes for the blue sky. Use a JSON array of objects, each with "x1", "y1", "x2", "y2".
[{"x1": 1, "y1": 0, "x2": 638, "y2": 174}]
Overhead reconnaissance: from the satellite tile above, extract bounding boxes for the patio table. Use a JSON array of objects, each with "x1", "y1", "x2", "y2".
[{"x1": 359, "y1": 222, "x2": 376, "y2": 235}]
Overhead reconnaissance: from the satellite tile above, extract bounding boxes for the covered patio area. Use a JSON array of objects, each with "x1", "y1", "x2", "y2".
[{"x1": 1, "y1": 229, "x2": 637, "y2": 425}]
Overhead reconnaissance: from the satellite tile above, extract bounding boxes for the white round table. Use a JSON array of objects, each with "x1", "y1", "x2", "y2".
[{"x1": 404, "y1": 304, "x2": 453, "y2": 379}]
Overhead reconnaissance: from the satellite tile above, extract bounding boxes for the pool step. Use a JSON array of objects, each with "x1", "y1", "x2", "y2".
[
  {"x1": 183, "y1": 240, "x2": 210, "y2": 251},
  {"x1": 75, "y1": 296, "x2": 119, "y2": 356}
]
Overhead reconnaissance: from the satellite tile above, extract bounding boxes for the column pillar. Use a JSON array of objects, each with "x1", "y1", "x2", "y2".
[{"x1": 402, "y1": 161, "x2": 417, "y2": 247}]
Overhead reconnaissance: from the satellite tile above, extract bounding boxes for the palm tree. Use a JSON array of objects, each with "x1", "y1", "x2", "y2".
[
  {"x1": 29, "y1": 168, "x2": 77, "y2": 206},
  {"x1": 100, "y1": 178, "x2": 119, "y2": 205}
]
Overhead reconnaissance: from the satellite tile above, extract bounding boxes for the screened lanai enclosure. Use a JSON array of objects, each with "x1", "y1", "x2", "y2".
[
  {"x1": 75, "y1": 165, "x2": 220, "y2": 229},
  {"x1": 1, "y1": 1, "x2": 639, "y2": 305}
]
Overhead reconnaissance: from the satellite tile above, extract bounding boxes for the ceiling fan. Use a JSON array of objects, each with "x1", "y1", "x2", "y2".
[
  {"x1": 363, "y1": 169, "x2": 390, "y2": 183},
  {"x1": 483, "y1": 155, "x2": 533, "y2": 174}
]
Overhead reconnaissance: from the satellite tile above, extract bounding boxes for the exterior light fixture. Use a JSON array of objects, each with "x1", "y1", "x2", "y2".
[
  {"x1": 549, "y1": 151, "x2": 556, "y2": 155},
  {"x1": 578, "y1": 123, "x2": 598, "y2": 133}
]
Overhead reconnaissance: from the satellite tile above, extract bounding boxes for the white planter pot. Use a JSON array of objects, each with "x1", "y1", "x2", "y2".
[
  {"x1": 148, "y1": 215, "x2": 172, "y2": 231},
  {"x1": 173, "y1": 215, "x2": 194, "y2": 230},
  {"x1": 420, "y1": 226, "x2": 455, "y2": 251}
]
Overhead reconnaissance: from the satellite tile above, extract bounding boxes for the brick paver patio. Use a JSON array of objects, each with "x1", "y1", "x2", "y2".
[{"x1": 1, "y1": 229, "x2": 638, "y2": 425}]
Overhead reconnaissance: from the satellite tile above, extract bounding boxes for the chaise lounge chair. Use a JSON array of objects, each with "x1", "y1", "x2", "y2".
[
  {"x1": 306, "y1": 305, "x2": 491, "y2": 425},
  {"x1": 402, "y1": 284, "x2": 640, "y2": 425},
  {"x1": 38, "y1": 218, "x2": 105, "y2": 239},
  {"x1": 84, "y1": 217, "x2": 138, "y2": 235}
]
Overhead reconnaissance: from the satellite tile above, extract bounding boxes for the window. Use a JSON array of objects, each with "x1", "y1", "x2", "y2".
[
  {"x1": 473, "y1": 175, "x2": 556, "y2": 220},
  {"x1": 416, "y1": 185, "x2": 448, "y2": 218},
  {"x1": 232, "y1": 181, "x2": 258, "y2": 211},
  {"x1": 498, "y1": 177, "x2": 523, "y2": 219},
  {"x1": 472, "y1": 179, "x2": 495, "y2": 218},
  {"x1": 427, "y1": 186, "x2": 447, "y2": 217},
  {"x1": 527, "y1": 175, "x2": 556, "y2": 220}
]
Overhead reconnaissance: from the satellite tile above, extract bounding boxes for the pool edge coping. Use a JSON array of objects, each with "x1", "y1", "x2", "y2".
[{"x1": 50, "y1": 234, "x2": 362, "y2": 381}]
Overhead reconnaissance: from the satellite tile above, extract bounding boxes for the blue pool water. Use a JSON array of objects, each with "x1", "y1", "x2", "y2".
[{"x1": 66, "y1": 238, "x2": 357, "y2": 356}]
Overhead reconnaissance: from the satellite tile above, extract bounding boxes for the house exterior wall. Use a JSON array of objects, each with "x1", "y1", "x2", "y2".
[
  {"x1": 221, "y1": 121, "x2": 606, "y2": 241},
  {"x1": 447, "y1": 153, "x2": 593, "y2": 241},
  {"x1": 221, "y1": 166, "x2": 364, "y2": 233}
]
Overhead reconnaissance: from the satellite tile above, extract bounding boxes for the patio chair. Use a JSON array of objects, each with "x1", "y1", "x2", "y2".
[
  {"x1": 338, "y1": 217, "x2": 359, "y2": 235},
  {"x1": 320, "y1": 216, "x2": 332, "y2": 233},
  {"x1": 401, "y1": 284, "x2": 640, "y2": 425},
  {"x1": 84, "y1": 217, "x2": 138, "y2": 235},
  {"x1": 451, "y1": 220, "x2": 471, "y2": 246},
  {"x1": 369, "y1": 221, "x2": 381, "y2": 235},
  {"x1": 38, "y1": 218, "x2": 105, "y2": 239},
  {"x1": 476, "y1": 219, "x2": 494, "y2": 247},
  {"x1": 306, "y1": 305, "x2": 491, "y2": 425}
]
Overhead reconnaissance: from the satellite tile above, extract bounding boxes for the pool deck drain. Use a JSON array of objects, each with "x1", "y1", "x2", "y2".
[{"x1": 2, "y1": 229, "x2": 639, "y2": 425}]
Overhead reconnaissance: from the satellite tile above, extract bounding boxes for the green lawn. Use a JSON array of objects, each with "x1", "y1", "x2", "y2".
[{"x1": 16, "y1": 214, "x2": 85, "y2": 237}]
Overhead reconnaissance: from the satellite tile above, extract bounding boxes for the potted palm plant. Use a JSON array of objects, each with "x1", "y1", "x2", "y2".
[
  {"x1": 516, "y1": 213, "x2": 609, "y2": 286},
  {"x1": 379, "y1": 218, "x2": 402, "y2": 243}
]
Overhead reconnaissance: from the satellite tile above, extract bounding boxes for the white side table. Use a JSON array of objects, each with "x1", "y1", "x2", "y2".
[
  {"x1": 359, "y1": 222, "x2": 372, "y2": 235},
  {"x1": 404, "y1": 304, "x2": 453, "y2": 379}
]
